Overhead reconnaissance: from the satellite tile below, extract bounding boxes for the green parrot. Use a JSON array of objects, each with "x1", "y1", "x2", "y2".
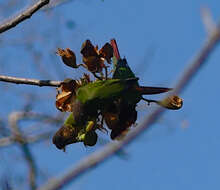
[
  {"x1": 53, "y1": 39, "x2": 182, "y2": 149},
  {"x1": 74, "y1": 39, "x2": 171, "y2": 109},
  {"x1": 70, "y1": 39, "x2": 171, "y2": 139}
]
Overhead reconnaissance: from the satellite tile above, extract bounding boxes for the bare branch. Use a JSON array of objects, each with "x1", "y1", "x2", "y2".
[
  {"x1": 0, "y1": 137, "x2": 11, "y2": 147},
  {"x1": 22, "y1": 144, "x2": 37, "y2": 190},
  {"x1": 0, "y1": 132, "x2": 52, "y2": 147},
  {"x1": 201, "y1": 7, "x2": 217, "y2": 35},
  {"x1": 9, "y1": 112, "x2": 38, "y2": 190},
  {"x1": 0, "y1": 0, "x2": 50, "y2": 34},
  {"x1": 0, "y1": 112, "x2": 64, "y2": 147},
  {"x1": 37, "y1": 12, "x2": 220, "y2": 190},
  {"x1": 0, "y1": 75, "x2": 61, "y2": 87},
  {"x1": 0, "y1": 111, "x2": 63, "y2": 188}
]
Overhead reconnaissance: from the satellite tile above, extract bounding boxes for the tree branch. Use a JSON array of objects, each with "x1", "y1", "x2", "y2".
[
  {"x1": 0, "y1": 75, "x2": 61, "y2": 87},
  {"x1": 0, "y1": 132, "x2": 51, "y2": 147},
  {"x1": 9, "y1": 112, "x2": 38, "y2": 190},
  {"x1": 0, "y1": 111, "x2": 64, "y2": 147},
  {"x1": 0, "y1": 0, "x2": 50, "y2": 34},
  {"x1": 37, "y1": 11, "x2": 220, "y2": 190}
]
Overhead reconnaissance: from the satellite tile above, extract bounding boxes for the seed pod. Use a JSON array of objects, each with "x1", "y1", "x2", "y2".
[
  {"x1": 83, "y1": 131, "x2": 98, "y2": 146},
  {"x1": 56, "y1": 48, "x2": 78, "y2": 68},
  {"x1": 157, "y1": 95, "x2": 183, "y2": 110}
]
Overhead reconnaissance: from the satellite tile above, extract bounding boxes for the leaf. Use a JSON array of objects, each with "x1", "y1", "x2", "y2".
[
  {"x1": 56, "y1": 76, "x2": 92, "y2": 112},
  {"x1": 80, "y1": 40, "x2": 98, "y2": 57},
  {"x1": 82, "y1": 56, "x2": 104, "y2": 73},
  {"x1": 99, "y1": 43, "x2": 113, "y2": 64},
  {"x1": 55, "y1": 79, "x2": 79, "y2": 112},
  {"x1": 57, "y1": 48, "x2": 78, "y2": 68},
  {"x1": 80, "y1": 40, "x2": 104, "y2": 73},
  {"x1": 80, "y1": 40, "x2": 113, "y2": 73}
]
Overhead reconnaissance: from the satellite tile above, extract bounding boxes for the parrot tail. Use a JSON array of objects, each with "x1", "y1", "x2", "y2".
[{"x1": 136, "y1": 86, "x2": 172, "y2": 95}]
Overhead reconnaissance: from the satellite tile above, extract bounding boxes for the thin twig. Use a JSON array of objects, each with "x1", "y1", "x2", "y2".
[
  {"x1": 37, "y1": 12, "x2": 220, "y2": 190},
  {"x1": 9, "y1": 112, "x2": 38, "y2": 190},
  {"x1": 0, "y1": 75, "x2": 61, "y2": 87},
  {"x1": 91, "y1": 72, "x2": 103, "y2": 80},
  {"x1": 3, "y1": 111, "x2": 63, "y2": 189},
  {"x1": 0, "y1": 111, "x2": 63, "y2": 147},
  {"x1": 22, "y1": 143, "x2": 37, "y2": 190},
  {"x1": 0, "y1": 132, "x2": 52, "y2": 147},
  {"x1": 0, "y1": 0, "x2": 50, "y2": 34}
]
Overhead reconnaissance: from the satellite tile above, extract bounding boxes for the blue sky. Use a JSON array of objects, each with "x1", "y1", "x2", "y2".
[{"x1": 1, "y1": 0, "x2": 220, "y2": 189}]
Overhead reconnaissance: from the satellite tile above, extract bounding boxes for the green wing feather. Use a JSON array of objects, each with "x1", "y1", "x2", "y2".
[{"x1": 76, "y1": 78, "x2": 139, "y2": 105}]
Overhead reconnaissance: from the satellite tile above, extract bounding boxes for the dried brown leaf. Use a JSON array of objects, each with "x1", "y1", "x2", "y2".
[
  {"x1": 99, "y1": 43, "x2": 113, "y2": 64},
  {"x1": 82, "y1": 56, "x2": 104, "y2": 73},
  {"x1": 80, "y1": 40, "x2": 98, "y2": 57},
  {"x1": 80, "y1": 40, "x2": 111, "y2": 73},
  {"x1": 57, "y1": 48, "x2": 77, "y2": 68},
  {"x1": 56, "y1": 79, "x2": 78, "y2": 112}
]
